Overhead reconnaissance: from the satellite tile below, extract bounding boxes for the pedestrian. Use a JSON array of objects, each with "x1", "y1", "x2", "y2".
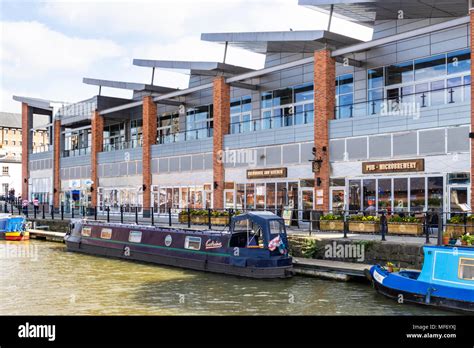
[{"x1": 33, "y1": 197, "x2": 39, "y2": 215}]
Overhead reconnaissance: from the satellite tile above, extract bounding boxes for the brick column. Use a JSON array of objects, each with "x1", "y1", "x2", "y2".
[
  {"x1": 314, "y1": 49, "x2": 336, "y2": 212},
  {"x1": 471, "y1": 10, "x2": 474, "y2": 208},
  {"x1": 53, "y1": 118, "x2": 61, "y2": 208},
  {"x1": 142, "y1": 96, "x2": 157, "y2": 212},
  {"x1": 91, "y1": 110, "x2": 104, "y2": 207},
  {"x1": 21, "y1": 103, "x2": 31, "y2": 200},
  {"x1": 212, "y1": 76, "x2": 230, "y2": 209}
]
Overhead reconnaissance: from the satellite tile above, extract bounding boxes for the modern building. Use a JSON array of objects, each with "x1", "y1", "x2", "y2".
[
  {"x1": 13, "y1": 0, "x2": 474, "y2": 220},
  {"x1": 0, "y1": 112, "x2": 49, "y2": 199}
]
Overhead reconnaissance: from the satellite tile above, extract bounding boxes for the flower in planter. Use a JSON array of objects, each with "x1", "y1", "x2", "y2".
[{"x1": 320, "y1": 213, "x2": 343, "y2": 221}]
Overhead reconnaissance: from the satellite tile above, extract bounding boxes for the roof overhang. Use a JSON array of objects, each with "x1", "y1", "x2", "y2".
[
  {"x1": 12, "y1": 95, "x2": 57, "y2": 112},
  {"x1": 201, "y1": 30, "x2": 362, "y2": 53},
  {"x1": 299, "y1": 0, "x2": 470, "y2": 27},
  {"x1": 83, "y1": 77, "x2": 178, "y2": 94},
  {"x1": 133, "y1": 59, "x2": 255, "y2": 76}
]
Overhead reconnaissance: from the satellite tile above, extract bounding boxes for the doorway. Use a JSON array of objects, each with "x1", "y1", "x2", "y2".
[{"x1": 330, "y1": 187, "x2": 346, "y2": 213}]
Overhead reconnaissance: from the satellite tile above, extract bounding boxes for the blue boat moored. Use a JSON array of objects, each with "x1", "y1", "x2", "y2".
[{"x1": 367, "y1": 245, "x2": 474, "y2": 313}]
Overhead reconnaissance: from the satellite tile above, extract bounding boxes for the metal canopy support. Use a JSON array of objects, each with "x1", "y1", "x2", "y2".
[
  {"x1": 98, "y1": 86, "x2": 102, "y2": 96},
  {"x1": 151, "y1": 67, "x2": 155, "y2": 85},
  {"x1": 223, "y1": 41, "x2": 228, "y2": 63},
  {"x1": 327, "y1": 4, "x2": 334, "y2": 31},
  {"x1": 154, "y1": 99, "x2": 183, "y2": 107},
  {"x1": 229, "y1": 81, "x2": 259, "y2": 90}
]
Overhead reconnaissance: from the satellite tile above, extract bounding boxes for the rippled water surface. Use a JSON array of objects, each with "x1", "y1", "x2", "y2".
[{"x1": 0, "y1": 240, "x2": 452, "y2": 315}]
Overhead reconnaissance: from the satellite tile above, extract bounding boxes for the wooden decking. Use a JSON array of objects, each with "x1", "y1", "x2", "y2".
[
  {"x1": 292, "y1": 257, "x2": 371, "y2": 281},
  {"x1": 28, "y1": 229, "x2": 65, "y2": 243}
]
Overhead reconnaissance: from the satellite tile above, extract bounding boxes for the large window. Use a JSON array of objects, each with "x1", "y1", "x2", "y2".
[
  {"x1": 230, "y1": 96, "x2": 253, "y2": 134},
  {"x1": 260, "y1": 83, "x2": 313, "y2": 130},
  {"x1": 158, "y1": 112, "x2": 180, "y2": 144},
  {"x1": 335, "y1": 74, "x2": 354, "y2": 119},
  {"x1": 103, "y1": 122, "x2": 125, "y2": 151},
  {"x1": 359, "y1": 49, "x2": 471, "y2": 119},
  {"x1": 63, "y1": 128, "x2": 91, "y2": 157},
  {"x1": 186, "y1": 105, "x2": 213, "y2": 140},
  {"x1": 130, "y1": 119, "x2": 143, "y2": 148}
]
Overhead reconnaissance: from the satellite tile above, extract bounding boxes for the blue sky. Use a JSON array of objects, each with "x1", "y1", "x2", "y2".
[{"x1": 0, "y1": 0, "x2": 372, "y2": 112}]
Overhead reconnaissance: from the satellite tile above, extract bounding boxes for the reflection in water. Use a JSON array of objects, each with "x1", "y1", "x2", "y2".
[{"x1": 0, "y1": 240, "x2": 451, "y2": 315}]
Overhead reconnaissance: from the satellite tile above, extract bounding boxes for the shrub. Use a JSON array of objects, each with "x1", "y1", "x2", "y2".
[{"x1": 320, "y1": 213, "x2": 343, "y2": 221}]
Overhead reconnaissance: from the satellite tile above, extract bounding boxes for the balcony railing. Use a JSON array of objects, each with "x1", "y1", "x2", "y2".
[
  {"x1": 62, "y1": 147, "x2": 91, "y2": 157},
  {"x1": 335, "y1": 82, "x2": 471, "y2": 119},
  {"x1": 102, "y1": 139, "x2": 142, "y2": 152},
  {"x1": 158, "y1": 127, "x2": 213, "y2": 144},
  {"x1": 229, "y1": 110, "x2": 313, "y2": 134}
]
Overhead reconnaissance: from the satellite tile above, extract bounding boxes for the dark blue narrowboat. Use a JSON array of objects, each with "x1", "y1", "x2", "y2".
[
  {"x1": 64, "y1": 212, "x2": 293, "y2": 278},
  {"x1": 367, "y1": 245, "x2": 474, "y2": 313}
]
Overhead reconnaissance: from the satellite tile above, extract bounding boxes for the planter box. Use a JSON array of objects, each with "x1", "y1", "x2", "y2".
[
  {"x1": 388, "y1": 223, "x2": 423, "y2": 235},
  {"x1": 349, "y1": 222, "x2": 380, "y2": 233},
  {"x1": 446, "y1": 225, "x2": 474, "y2": 238},
  {"x1": 319, "y1": 220, "x2": 344, "y2": 231},
  {"x1": 178, "y1": 214, "x2": 188, "y2": 224},
  {"x1": 211, "y1": 216, "x2": 229, "y2": 225}
]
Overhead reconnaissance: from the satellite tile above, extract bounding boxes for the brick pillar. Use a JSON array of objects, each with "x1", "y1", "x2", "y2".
[
  {"x1": 471, "y1": 10, "x2": 474, "y2": 208},
  {"x1": 142, "y1": 96, "x2": 157, "y2": 211},
  {"x1": 212, "y1": 76, "x2": 230, "y2": 209},
  {"x1": 21, "y1": 103, "x2": 31, "y2": 200},
  {"x1": 53, "y1": 118, "x2": 61, "y2": 208},
  {"x1": 314, "y1": 49, "x2": 336, "y2": 212},
  {"x1": 91, "y1": 110, "x2": 104, "y2": 207}
]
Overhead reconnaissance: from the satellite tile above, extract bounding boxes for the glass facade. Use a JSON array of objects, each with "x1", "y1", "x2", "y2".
[
  {"x1": 63, "y1": 128, "x2": 91, "y2": 157},
  {"x1": 335, "y1": 74, "x2": 354, "y2": 119}
]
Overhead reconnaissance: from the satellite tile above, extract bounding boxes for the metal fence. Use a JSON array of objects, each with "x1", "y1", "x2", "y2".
[{"x1": 4, "y1": 201, "x2": 474, "y2": 245}]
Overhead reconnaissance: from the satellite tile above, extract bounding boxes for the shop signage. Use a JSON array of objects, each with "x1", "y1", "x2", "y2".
[
  {"x1": 247, "y1": 167, "x2": 287, "y2": 179},
  {"x1": 362, "y1": 159, "x2": 424, "y2": 174},
  {"x1": 69, "y1": 180, "x2": 81, "y2": 189}
]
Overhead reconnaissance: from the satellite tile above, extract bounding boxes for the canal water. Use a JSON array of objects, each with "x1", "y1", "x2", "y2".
[{"x1": 0, "y1": 240, "x2": 451, "y2": 315}]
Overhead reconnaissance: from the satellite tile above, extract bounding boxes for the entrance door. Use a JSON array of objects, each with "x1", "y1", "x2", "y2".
[
  {"x1": 330, "y1": 187, "x2": 346, "y2": 213},
  {"x1": 449, "y1": 186, "x2": 470, "y2": 213},
  {"x1": 300, "y1": 188, "x2": 314, "y2": 222},
  {"x1": 224, "y1": 190, "x2": 235, "y2": 210}
]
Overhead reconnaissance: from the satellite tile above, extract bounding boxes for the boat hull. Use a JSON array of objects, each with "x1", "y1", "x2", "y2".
[
  {"x1": 368, "y1": 265, "x2": 474, "y2": 314},
  {"x1": 5, "y1": 231, "x2": 29, "y2": 241},
  {"x1": 65, "y1": 238, "x2": 292, "y2": 279}
]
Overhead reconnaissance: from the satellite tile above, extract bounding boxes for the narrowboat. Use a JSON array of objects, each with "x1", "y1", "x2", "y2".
[
  {"x1": 367, "y1": 245, "x2": 474, "y2": 313},
  {"x1": 65, "y1": 211, "x2": 293, "y2": 279},
  {"x1": 0, "y1": 216, "x2": 29, "y2": 241}
]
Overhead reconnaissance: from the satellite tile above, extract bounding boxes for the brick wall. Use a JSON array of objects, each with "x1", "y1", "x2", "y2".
[
  {"x1": 142, "y1": 96, "x2": 157, "y2": 210},
  {"x1": 53, "y1": 118, "x2": 61, "y2": 207},
  {"x1": 212, "y1": 77, "x2": 230, "y2": 209},
  {"x1": 314, "y1": 49, "x2": 336, "y2": 212},
  {"x1": 91, "y1": 110, "x2": 104, "y2": 207}
]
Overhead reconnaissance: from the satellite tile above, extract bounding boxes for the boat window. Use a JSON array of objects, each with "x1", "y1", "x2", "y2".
[
  {"x1": 100, "y1": 228, "x2": 112, "y2": 239},
  {"x1": 81, "y1": 227, "x2": 91, "y2": 237},
  {"x1": 185, "y1": 236, "x2": 201, "y2": 250},
  {"x1": 458, "y1": 258, "x2": 474, "y2": 280},
  {"x1": 128, "y1": 231, "x2": 142, "y2": 243},
  {"x1": 269, "y1": 219, "x2": 285, "y2": 239},
  {"x1": 231, "y1": 218, "x2": 263, "y2": 248}
]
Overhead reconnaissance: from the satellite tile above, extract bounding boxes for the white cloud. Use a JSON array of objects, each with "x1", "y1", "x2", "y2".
[{"x1": 1, "y1": 21, "x2": 124, "y2": 78}]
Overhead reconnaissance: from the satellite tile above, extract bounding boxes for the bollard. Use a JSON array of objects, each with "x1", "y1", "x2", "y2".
[
  {"x1": 94, "y1": 206, "x2": 97, "y2": 221},
  {"x1": 168, "y1": 207, "x2": 172, "y2": 227},
  {"x1": 463, "y1": 212, "x2": 467, "y2": 235},
  {"x1": 437, "y1": 212, "x2": 443, "y2": 246},
  {"x1": 208, "y1": 209, "x2": 212, "y2": 230},
  {"x1": 51, "y1": 205, "x2": 54, "y2": 220},
  {"x1": 424, "y1": 211, "x2": 430, "y2": 244},
  {"x1": 72, "y1": 206, "x2": 75, "y2": 219},
  {"x1": 34, "y1": 205, "x2": 37, "y2": 219},
  {"x1": 135, "y1": 206, "x2": 139, "y2": 225},
  {"x1": 82, "y1": 205, "x2": 85, "y2": 218},
  {"x1": 61, "y1": 204, "x2": 64, "y2": 220},
  {"x1": 151, "y1": 207, "x2": 154, "y2": 226},
  {"x1": 187, "y1": 208, "x2": 191, "y2": 228},
  {"x1": 42, "y1": 205, "x2": 45, "y2": 219},
  {"x1": 228, "y1": 209, "x2": 233, "y2": 227},
  {"x1": 120, "y1": 205, "x2": 124, "y2": 224},
  {"x1": 380, "y1": 212, "x2": 386, "y2": 241},
  {"x1": 106, "y1": 206, "x2": 110, "y2": 223},
  {"x1": 25, "y1": 205, "x2": 29, "y2": 218},
  {"x1": 11, "y1": 203, "x2": 14, "y2": 214},
  {"x1": 343, "y1": 212, "x2": 348, "y2": 238}
]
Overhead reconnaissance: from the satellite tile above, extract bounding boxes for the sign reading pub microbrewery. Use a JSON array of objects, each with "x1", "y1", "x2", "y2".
[
  {"x1": 362, "y1": 159, "x2": 424, "y2": 174},
  {"x1": 247, "y1": 168, "x2": 288, "y2": 179}
]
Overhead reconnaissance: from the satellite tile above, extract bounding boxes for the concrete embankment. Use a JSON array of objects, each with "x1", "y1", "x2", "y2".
[
  {"x1": 28, "y1": 219, "x2": 70, "y2": 233},
  {"x1": 288, "y1": 234, "x2": 424, "y2": 270}
]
